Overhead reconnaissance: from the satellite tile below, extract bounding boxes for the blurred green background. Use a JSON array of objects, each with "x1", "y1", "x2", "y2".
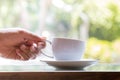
[{"x1": 0, "y1": 0, "x2": 120, "y2": 63}]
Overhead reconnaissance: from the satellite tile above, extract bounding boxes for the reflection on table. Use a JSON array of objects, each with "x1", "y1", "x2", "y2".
[{"x1": 0, "y1": 60, "x2": 120, "y2": 72}]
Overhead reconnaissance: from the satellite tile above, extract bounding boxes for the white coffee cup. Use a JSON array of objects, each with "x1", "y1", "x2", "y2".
[{"x1": 42, "y1": 38, "x2": 86, "y2": 61}]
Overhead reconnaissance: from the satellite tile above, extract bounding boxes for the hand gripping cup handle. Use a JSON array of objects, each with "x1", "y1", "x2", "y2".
[{"x1": 41, "y1": 40, "x2": 54, "y2": 58}]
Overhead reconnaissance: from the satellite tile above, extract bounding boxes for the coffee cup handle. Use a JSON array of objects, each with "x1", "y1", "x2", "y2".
[{"x1": 41, "y1": 40, "x2": 54, "y2": 58}]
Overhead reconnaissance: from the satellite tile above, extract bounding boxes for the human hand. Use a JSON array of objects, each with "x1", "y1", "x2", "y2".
[{"x1": 0, "y1": 28, "x2": 46, "y2": 60}]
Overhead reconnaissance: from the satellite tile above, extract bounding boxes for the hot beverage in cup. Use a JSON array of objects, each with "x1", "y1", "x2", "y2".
[{"x1": 42, "y1": 38, "x2": 86, "y2": 61}]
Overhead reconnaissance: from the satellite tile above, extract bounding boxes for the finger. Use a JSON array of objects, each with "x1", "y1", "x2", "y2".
[
  {"x1": 30, "y1": 43, "x2": 40, "y2": 57},
  {"x1": 30, "y1": 44, "x2": 38, "y2": 53},
  {"x1": 24, "y1": 40, "x2": 34, "y2": 46},
  {"x1": 16, "y1": 49, "x2": 24, "y2": 60},
  {"x1": 35, "y1": 42, "x2": 46, "y2": 55},
  {"x1": 25, "y1": 32, "x2": 46, "y2": 43},
  {"x1": 20, "y1": 44, "x2": 30, "y2": 53},
  {"x1": 15, "y1": 53, "x2": 21, "y2": 60},
  {"x1": 38, "y1": 42, "x2": 46, "y2": 49},
  {"x1": 20, "y1": 43, "x2": 37, "y2": 60},
  {"x1": 16, "y1": 49, "x2": 30, "y2": 60},
  {"x1": 25, "y1": 43, "x2": 41, "y2": 59},
  {"x1": 23, "y1": 37, "x2": 46, "y2": 49},
  {"x1": 20, "y1": 44, "x2": 37, "y2": 60},
  {"x1": 40, "y1": 37, "x2": 46, "y2": 41},
  {"x1": 38, "y1": 37, "x2": 46, "y2": 48},
  {"x1": 30, "y1": 54, "x2": 36, "y2": 60}
]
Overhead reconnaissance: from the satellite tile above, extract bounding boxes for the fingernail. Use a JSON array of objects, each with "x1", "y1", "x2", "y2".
[{"x1": 33, "y1": 43, "x2": 37, "y2": 47}]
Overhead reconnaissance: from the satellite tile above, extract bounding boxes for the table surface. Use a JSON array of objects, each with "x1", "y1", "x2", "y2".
[
  {"x1": 0, "y1": 59, "x2": 120, "y2": 72},
  {"x1": 0, "y1": 60, "x2": 120, "y2": 80}
]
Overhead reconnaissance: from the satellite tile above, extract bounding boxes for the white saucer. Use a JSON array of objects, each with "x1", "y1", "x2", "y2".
[{"x1": 40, "y1": 59, "x2": 98, "y2": 69}]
